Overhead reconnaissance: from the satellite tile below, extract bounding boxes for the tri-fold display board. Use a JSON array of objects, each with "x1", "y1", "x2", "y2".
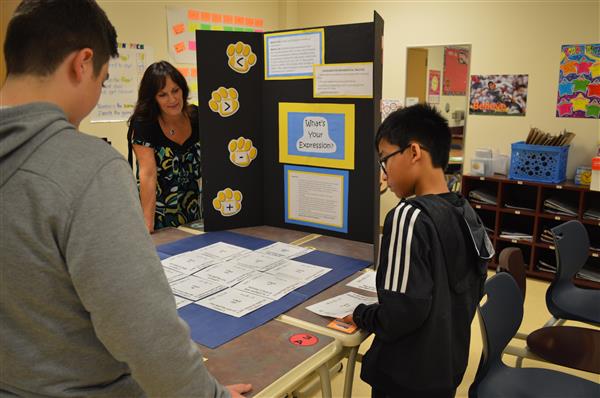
[{"x1": 197, "y1": 12, "x2": 383, "y2": 245}]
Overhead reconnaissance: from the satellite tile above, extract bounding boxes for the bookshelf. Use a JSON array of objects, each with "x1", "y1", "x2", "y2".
[{"x1": 462, "y1": 174, "x2": 600, "y2": 288}]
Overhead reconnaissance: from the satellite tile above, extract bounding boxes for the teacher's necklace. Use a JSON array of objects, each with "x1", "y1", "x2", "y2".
[{"x1": 160, "y1": 115, "x2": 178, "y2": 136}]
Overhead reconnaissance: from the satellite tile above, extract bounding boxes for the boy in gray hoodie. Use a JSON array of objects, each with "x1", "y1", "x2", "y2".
[{"x1": 0, "y1": 1, "x2": 250, "y2": 397}]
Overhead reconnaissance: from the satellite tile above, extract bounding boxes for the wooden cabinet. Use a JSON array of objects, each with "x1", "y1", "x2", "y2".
[{"x1": 462, "y1": 174, "x2": 600, "y2": 288}]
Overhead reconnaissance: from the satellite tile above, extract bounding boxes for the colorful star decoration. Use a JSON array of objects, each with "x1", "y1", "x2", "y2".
[
  {"x1": 556, "y1": 100, "x2": 573, "y2": 116},
  {"x1": 576, "y1": 61, "x2": 593, "y2": 74},
  {"x1": 558, "y1": 44, "x2": 600, "y2": 118},
  {"x1": 558, "y1": 80, "x2": 574, "y2": 96},
  {"x1": 560, "y1": 60, "x2": 578, "y2": 76},
  {"x1": 573, "y1": 78, "x2": 591, "y2": 93},
  {"x1": 571, "y1": 93, "x2": 590, "y2": 112},
  {"x1": 586, "y1": 101, "x2": 600, "y2": 118},
  {"x1": 590, "y1": 62, "x2": 600, "y2": 79},
  {"x1": 588, "y1": 83, "x2": 600, "y2": 98}
]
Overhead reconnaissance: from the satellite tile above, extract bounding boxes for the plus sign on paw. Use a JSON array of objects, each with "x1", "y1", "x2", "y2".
[{"x1": 212, "y1": 188, "x2": 243, "y2": 217}]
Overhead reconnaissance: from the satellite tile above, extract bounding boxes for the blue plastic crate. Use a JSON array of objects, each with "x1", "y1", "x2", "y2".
[{"x1": 509, "y1": 141, "x2": 569, "y2": 183}]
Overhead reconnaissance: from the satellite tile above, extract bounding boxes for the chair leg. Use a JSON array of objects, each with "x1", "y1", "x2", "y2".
[
  {"x1": 515, "y1": 356, "x2": 524, "y2": 368},
  {"x1": 543, "y1": 317, "x2": 563, "y2": 327}
]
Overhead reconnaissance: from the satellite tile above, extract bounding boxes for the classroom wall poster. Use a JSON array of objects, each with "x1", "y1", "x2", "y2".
[
  {"x1": 380, "y1": 99, "x2": 402, "y2": 122},
  {"x1": 91, "y1": 43, "x2": 153, "y2": 122},
  {"x1": 279, "y1": 102, "x2": 355, "y2": 169},
  {"x1": 443, "y1": 47, "x2": 469, "y2": 96},
  {"x1": 469, "y1": 74, "x2": 528, "y2": 116},
  {"x1": 167, "y1": 6, "x2": 264, "y2": 64},
  {"x1": 556, "y1": 43, "x2": 600, "y2": 119},
  {"x1": 428, "y1": 70, "x2": 441, "y2": 104},
  {"x1": 284, "y1": 165, "x2": 349, "y2": 233},
  {"x1": 264, "y1": 29, "x2": 325, "y2": 80}
]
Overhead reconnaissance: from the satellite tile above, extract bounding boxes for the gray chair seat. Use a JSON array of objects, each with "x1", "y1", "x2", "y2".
[
  {"x1": 469, "y1": 273, "x2": 600, "y2": 398},
  {"x1": 476, "y1": 364, "x2": 600, "y2": 397},
  {"x1": 549, "y1": 220, "x2": 600, "y2": 325}
]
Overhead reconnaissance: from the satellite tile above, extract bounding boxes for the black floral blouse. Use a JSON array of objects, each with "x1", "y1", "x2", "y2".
[{"x1": 131, "y1": 107, "x2": 201, "y2": 230}]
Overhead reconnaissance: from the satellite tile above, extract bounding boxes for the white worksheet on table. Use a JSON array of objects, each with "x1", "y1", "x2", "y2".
[
  {"x1": 255, "y1": 242, "x2": 313, "y2": 259},
  {"x1": 306, "y1": 291, "x2": 378, "y2": 319},
  {"x1": 194, "y1": 242, "x2": 251, "y2": 260},
  {"x1": 161, "y1": 252, "x2": 216, "y2": 275},
  {"x1": 163, "y1": 266, "x2": 187, "y2": 283},
  {"x1": 170, "y1": 275, "x2": 227, "y2": 301},
  {"x1": 196, "y1": 288, "x2": 273, "y2": 318},
  {"x1": 192, "y1": 261, "x2": 257, "y2": 287},
  {"x1": 233, "y1": 252, "x2": 285, "y2": 272},
  {"x1": 268, "y1": 259, "x2": 330, "y2": 284},
  {"x1": 346, "y1": 271, "x2": 376, "y2": 293},
  {"x1": 234, "y1": 272, "x2": 302, "y2": 300}
]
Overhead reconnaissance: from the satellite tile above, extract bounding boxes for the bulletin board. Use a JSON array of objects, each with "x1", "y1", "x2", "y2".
[
  {"x1": 167, "y1": 6, "x2": 264, "y2": 64},
  {"x1": 196, "y1": 13, "x2": 384, "y2": 245}
]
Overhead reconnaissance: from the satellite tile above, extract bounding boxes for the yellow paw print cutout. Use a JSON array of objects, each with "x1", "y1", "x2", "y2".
[
  {"x1": 227, "y1": 41, "x2": 257, "y2": 74},
  {"x1": 212, "y1": 188, "x2": 243, "y2": 217},
  {"x1": 228, "y1": 137, "x2": 257, "y2": 167},
  {"x1": 208, "y1": 87, "x2": 239, "y2": 117}
]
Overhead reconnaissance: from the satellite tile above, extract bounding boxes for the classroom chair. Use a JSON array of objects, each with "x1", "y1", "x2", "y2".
[
  {"x1": 496, "y1": 247, "x2": 538, "y2": 368},
  {"x1": 496, "y1": 247, "x2": 527, "y2": 300},
  {"x1": 549, "y1": 221, "x2": 600, "y2": 325},
  {"x1": 468, "y1": 273, "x2": 599, "y2": 398}
]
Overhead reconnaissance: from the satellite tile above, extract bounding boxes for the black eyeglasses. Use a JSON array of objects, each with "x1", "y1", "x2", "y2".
[{"x1": 378, "y1": 144, "x2": 428, "y2": 174}]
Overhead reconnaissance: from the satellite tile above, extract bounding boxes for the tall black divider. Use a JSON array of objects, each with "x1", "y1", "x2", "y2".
[
  {"x1": 196, "y1": 31, "x2": 264, "y2": 231},
  {"x1": 197, "y1": 12, "x2": 383, "y2": 249}
]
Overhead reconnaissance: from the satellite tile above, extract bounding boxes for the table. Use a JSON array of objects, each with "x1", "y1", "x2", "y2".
[
  {"x1": 231, "y1": 227, "x2": 376, "y2": 398},
  {"x1": 527, "y1": 326, "x2": 600, "y2": 374},
  {"x1": 231, "y1": 225, "x2": 315, "y2": 245},
  {"x1": 200, "y1": 320, "x2": 341, "y2": 398},
  {"x1": 151, "y1": 227, "x2": 196, "y2": 245},
  {"x1": 299, "y1": 234, "x2": 374, "y2": 263},
  {"x1": 151, "y1": 227, "x2": 343, "y2": 397}
]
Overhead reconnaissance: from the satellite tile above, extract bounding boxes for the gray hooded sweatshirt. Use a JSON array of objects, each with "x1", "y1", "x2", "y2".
[{"x1": 0, "y1": 103, "x2": 229, "y2": 397}]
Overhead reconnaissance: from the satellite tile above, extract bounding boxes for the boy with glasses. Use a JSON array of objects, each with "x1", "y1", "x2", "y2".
[{"x1": 347, "y1": 104, "x2": 493, "y2": 397}]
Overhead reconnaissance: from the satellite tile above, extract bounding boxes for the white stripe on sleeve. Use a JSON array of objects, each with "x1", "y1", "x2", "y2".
[
  {"x1": 387, "y1": 204, "x2": 412, "y2": 290},
  {"x1": 398, "y1": 208, "x2": 421, "y2": 293},
  {"x1": 384, "y1": 203, "x2": 405, "y2": 290}
]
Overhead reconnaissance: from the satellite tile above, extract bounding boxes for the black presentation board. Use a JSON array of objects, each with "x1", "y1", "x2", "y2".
[{"x1": 197, "y1": 12, "x2": 383, "y2": 245}]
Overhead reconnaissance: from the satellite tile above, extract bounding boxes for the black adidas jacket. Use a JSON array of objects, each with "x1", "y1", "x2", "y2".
[{"x1": 353, "y1": 193, "x2": 493, "y2": 395}]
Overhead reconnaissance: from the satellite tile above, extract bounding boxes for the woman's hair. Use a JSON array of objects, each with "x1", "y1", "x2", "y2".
[{"x1": 128, "y1": 61, "x2": 190, "y2": 124}]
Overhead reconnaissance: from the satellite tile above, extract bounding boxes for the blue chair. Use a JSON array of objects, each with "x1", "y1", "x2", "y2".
[
  {"x1": 549, "y1": 220, "x2": 600, "y2": 325},
  {"x1": 469, "y1": 273, "x2": 599, "y2": 398}
]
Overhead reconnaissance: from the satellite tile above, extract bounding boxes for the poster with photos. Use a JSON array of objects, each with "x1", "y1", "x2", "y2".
[
  {"x1": 556, "y1": 43, "x2": 600, "y2": 119},
  {"x1": 469, "y1": 75, "x2": 528, "y2": 116}
]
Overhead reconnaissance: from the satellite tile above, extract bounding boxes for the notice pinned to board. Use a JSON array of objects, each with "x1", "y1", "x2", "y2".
[
  {"x1": 284, "y1": 165, "x2": 349, "y2": 233},
  {"x1": 264, "y1": 29, "x2": 324, "y2": 80},
  {"x1": 313, "y1": 62, "x2": 373, "y2": 98},
  {"x1": 278, "y1": 102, "x2": 355, "y2": 170},
  {"x1": 90, "y1": 43, "x2": 153, "y2": 123}
]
